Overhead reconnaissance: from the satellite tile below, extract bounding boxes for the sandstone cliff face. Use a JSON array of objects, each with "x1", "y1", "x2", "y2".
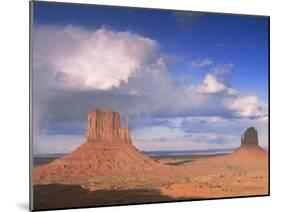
[
  {"x1": 87, "y1": 109, "x2": 131, "y2": 143},
  {"x1": 241, "y1": 127, "x2": 258, "y2": 146}
]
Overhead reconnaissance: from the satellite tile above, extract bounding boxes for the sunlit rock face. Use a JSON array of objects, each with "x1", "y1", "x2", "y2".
[
  {"x1": 33, "y1": 109, "x2": 169, "y2": 184},
  {"x1": 86, "y1": 109, "x2": 131, "y2": 144}
]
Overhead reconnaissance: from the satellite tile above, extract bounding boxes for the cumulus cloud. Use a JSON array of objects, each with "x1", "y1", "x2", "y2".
[
  {"x1": 195, "y1": 74, "x2": 238, "y2": 96},
  {"x1": 34, "y1": 25, "x2": 160, "y2": 90},
  {"x1": 190, "y1": 57, "x2": 213, "y2": 68},
  {"x1": 33, "y1": 24, "x2": 268, "y2": 153},
  {"x1": 191, "y1": 70, "x2": 265, "y2": 120},
  {"x1": 195, "y1": 62, "x2": 237, "y2": 96},
  {"x1": 226, "y1": 88, "x2": 238, "y2": 95},
  {"x1": 34, "y1": 25, "x2": 266, "y2": 123},
  {"x1": 223, "y1": 95, "x2": 267, "y2": 118},
  {"x1": 197, "y1": 74, "x2": 226, "y2": 94},
  {"x1": 33, "y1": 25, "x2": 170, "y2": 140}
]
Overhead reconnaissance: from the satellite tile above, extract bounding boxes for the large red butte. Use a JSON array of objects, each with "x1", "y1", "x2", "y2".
[{"x1": 33, "y1": 109, "x2": 168, "y2": 184}]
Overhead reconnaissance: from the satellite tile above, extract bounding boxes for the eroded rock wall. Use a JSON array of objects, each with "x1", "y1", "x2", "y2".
[{"x1": 86, "y1": 109, "x2": 131, "y2": 143}]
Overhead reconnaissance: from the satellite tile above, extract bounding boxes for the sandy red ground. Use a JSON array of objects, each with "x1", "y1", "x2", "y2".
[{"x1": 33, "y1": 144, "x2": 268, "y2": 207}]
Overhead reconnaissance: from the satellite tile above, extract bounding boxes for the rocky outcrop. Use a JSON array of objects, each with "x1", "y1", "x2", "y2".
[
  {"x1": 241, "y1": 127, "x2": 258, "y2": 146},
  {"x1": 200, "y1": 127, "x2": 268, "y2": 165},
  {"x1": 232, "y1": 127, "x2": 267, "y2": 162},
  {"x1": 87, "y1": 109, "x2": 131, "y2": 143},
  {"x1": 33, "y1": 108, "x2": 169, "y2": 184}
]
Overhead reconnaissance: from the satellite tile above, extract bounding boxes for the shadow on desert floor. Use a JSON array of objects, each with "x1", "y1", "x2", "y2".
[{"x1": 34, "y1": 184, "x2": 199, "y2": 210}]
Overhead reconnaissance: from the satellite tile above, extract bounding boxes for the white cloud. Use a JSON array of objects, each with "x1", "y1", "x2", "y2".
[
  {"x1": 224, "y1": 95, "x2": 267, "y2": 118},
  {"x1": 32, "y1": 25, "x2": 268, "y2": 154},
  {"x1": 226, "y1": 88, "x2": 238, "y2": 95},
  {"x1": 197, "y1": 74, "x2": 226, "y2": 94},
  {"x1": 190, "y1": 57, "x2": 213, "y2": 68},
  {"x1": 34, "y1": 25, "x2": 265, "y2": 122},
  {"x1": 196, "y1": 73, "x2": 238, "y2": 96},
  {"x1": 34, "y1": 25, "x2": 160, "y2": 90}
]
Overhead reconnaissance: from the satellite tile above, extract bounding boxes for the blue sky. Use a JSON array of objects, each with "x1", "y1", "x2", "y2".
[{"x1": 32, "y1": 2, "x2": 269, "y2": 154}]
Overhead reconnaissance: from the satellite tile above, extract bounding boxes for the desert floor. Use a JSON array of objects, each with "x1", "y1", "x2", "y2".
[{"x1": 33, "y1": 153, "x2": 268, "y2": 210}]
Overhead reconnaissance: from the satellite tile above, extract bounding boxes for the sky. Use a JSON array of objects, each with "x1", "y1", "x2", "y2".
[{"x1": 32, "y1": 1, "x2": 269, "y2": 154}]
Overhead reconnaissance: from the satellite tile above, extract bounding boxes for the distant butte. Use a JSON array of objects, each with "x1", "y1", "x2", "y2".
[
  {"x1": 233, "y1": 127, "x2": 267, "y2": 161},
  {"x1": 241, "y1": 127, "x2": 259, "y2": 146},
  {"x1": 196, "y1": 127, "x2": 268, "y2": 165}
]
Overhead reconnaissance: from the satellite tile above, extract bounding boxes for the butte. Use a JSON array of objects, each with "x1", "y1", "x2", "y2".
[
  {"x1": 198, "y1": 127, "x2": 268, "y2": 165},
  {"x1": 33, "y1": 109, "x2": 170, "y2": 184},
  {"x1": 233, "y1": 127, "x2": 268, "y2": 162}
]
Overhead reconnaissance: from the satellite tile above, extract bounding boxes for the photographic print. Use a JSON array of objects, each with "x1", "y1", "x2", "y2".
[{"x1": 30, "y1": 1, "x2": 269, "y2": 211}]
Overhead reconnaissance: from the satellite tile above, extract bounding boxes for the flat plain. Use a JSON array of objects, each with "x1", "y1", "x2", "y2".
[{"x1": 33, "y1": 149, "x2": 268, "y2": 210}]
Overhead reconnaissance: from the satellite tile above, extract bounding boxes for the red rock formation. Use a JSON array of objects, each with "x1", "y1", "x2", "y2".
[
  {"x1": 33, "y1": 109, "x2": 168, "y2": 184},
  {"x1": 197, "y1": 127, "x2": 268, "y2": 165},
  {"x1": 232, "y1": 127, "x2": 268, "y2": 163},
  {"x1": 87, "y1": 109, "x2": 131, "y2": 143},
  {"x1": 240, "y1": 127, "x2": 259, "y2": 146}
]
